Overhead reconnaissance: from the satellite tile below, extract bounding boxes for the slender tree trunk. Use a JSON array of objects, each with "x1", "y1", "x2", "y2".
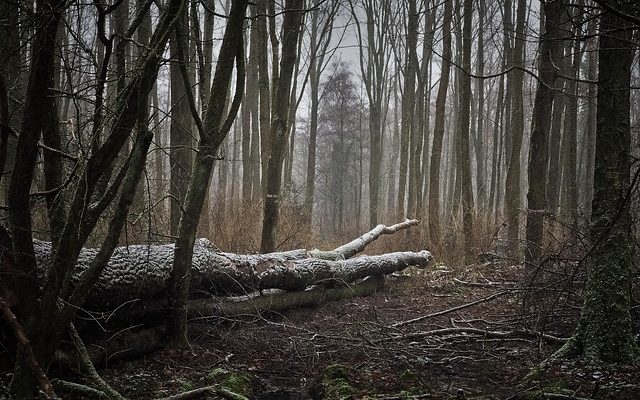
[
  {"x1": 398, "y1": 1, "x2": 417, "y2": 219},
  {"x1": 169, "y1": 10, "x2": 194, "y2": 236},
  {"x1": 459, "y1": 0, "x2": 474, "y2": 261},
  {"x1": 524, "y1": 0, "x2": 563, "y2": 263},
  {"x1": 166, "y1": 0, "x2": 248, "y2": 344},
  {"x1": 257, "y1": 0, "x2": 271, "y2": 195},
  {"x1": 473, "y1": 0, "x2": 486, "y2": 213},
  {"x1": 503, "y1": 0, "x2": 526, "y2": 256},
  {"x1": 560, "y1": 17, "x2": 583, "y2": 225},
  {"x1": 583, "y1": 19, "x2": 597, "y2": 217},
  {"x1": 260, "y1": 0, "x2": 304, "y2": 253},
  {"x1": 427, "y1": 0, "x2": 452, "y2": 240}
]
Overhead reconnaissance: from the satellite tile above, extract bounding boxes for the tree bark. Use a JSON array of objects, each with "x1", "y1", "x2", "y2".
[
  {"x1": 524, "y1": 0, "x2": 563, "y2": 263},
  {"x1": 260, "y1": 0, "x2": 304, "y2": 253},
  {"x1": 398, "y1": 0, "x2": 418, "y2": 220},
  {"x1": 503, "y1": 0, "x2": 527, "y2": 256},
  {"x1": 553, "y1": 7, "x2": 639, "y2": 362},
  {"x1": 166, "y1": 0, "x2": 248, "y2": 345},
  {"x1": 459, "y1": 0, "x2": 475, "y2": 261},
  {"x1": 169, "y1": 9, "x2": 194, "y2": 236},
  {"x1": 427, "y1": 0, "x2": 452, "y2": 240}
]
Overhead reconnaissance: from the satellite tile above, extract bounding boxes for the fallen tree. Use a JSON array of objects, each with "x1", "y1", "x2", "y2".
[
  {"x1": 45, "y1": 219, "x2": 430, "y2": 365},
  {"x1": 33, "y1": 219, "x2": 428, "y2": 310}
]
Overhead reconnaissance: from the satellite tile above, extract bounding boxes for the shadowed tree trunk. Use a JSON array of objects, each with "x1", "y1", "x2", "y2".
[
  {"x1": 503, "y1": 0, "x2": 527, "y2": 256},
  {"x1": 260, "y1": 0, "x2": 304, "y2": 253},
  {"x1": 427, "y1": 0, "x2": 452, "y2": 240},
  {"x1": 165, "y1": 0, "x2": 248, "y2": 345},
  {"x1": 459, "y1": 0, "x2": 474, "y2": 261},
  {"x1": 169, "y1": 9, "x2": 193, "y2": 236},
  {"x1": 553, "y1": 6, "x2": 639, "y2": 363},
  {"x1": 559, "y1": 12, "x2": 583, "y2": 226},
  {"x1": 398, "y1": 0, "x2": 417, "y2": 219},
  {"x1": 524, "y1": 0, "x2": 563, "y2": 263}
]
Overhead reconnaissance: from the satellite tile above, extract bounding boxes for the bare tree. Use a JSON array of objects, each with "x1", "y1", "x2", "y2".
[
  {"x1": 166, "y1": 0, "x2": 248, "y2": 344},
  {"x1": 428, "y1": 0, "x2": 453, "y2": 239},
  {"x1": 503, "y1": 0, "x2": 527, "y2": 255},
  {"x1": 553, "y1": 4, "x2": 639, "y2": 362},
  {"x1": 260, "y1": 0, "x2": 305, "y2": 252},
  {"x1": 524, "y1": 0, "x2": 564, "y2": 262},
  {"x1": 349, "y1": 0, "x2": 395, "y2": 228}
]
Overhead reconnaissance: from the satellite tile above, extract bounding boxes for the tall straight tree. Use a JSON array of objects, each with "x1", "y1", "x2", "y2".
[
  {"x1": 349, "y1": 0, "x2": 394, "y2": 228},
  {"x1": 305, "y1": 0, "x2": 341, "y2": 227},
  {"x1": 169, "y1": 8, "x2": 194, "y2": 236},
  {"x1": 398, "y1": 0, "x2": 418, "y2": 219},
  {"x1": 559, "y1": 9, "x2": 584, "y2": 223},
  {"x1": 524, "y1": 0, "x2": 563, "y2": 263},
  {"x1": 503, "y1": 0, "x2": 527, "y2": 255},
  {"x1": 554, "y1": 5, "x2": 638, "y2": 362},
  {"x1": 427, "y1": 0, "x2": 453, "y2": 240},
  {"x1": 458, "y1": 0, "x2": 474, "y2": 260},
  {"x1": 260, "y1": 0, "x2": 304, "y2": 253},
  {"x1": 166, "y1": 0, "x2": 248, "y2": 344}
]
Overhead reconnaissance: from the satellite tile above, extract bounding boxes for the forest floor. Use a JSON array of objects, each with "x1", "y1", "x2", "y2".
[{"x1": 100, "y1": 257, "x2": 640, "y2": 400}]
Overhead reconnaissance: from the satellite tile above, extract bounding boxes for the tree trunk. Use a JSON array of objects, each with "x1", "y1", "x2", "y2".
[
  {"x1": 166, "y1": 0, "x2": 248, "y2": 345},
  {"x1": 427, "y1": 0, "x2": 452, "y2": 240},
  {"x1": 459, "y1": 0, "x2": 474, "y2": 261},
  {"x1": 397, "y1": 1, "x2": 417, "y2": 220},
  {"x1": 559, "y1": 17, "x2": 583, "y2": 226},
  {"x1": 257, "y1": 0, "x2": 271, "y2": 196},
  {"x1": 169, "y1": 10, "x2": 194, "y2": 236},
  {"x1": 503, "y1": 0, "x2": 526, "y2": 256},
  {"x1": 473, "y1": 0, "x2": 486, "y2": 213},
  {"x1": 553, "y1": 8, "x2": 639, "y2": 362},
  {"x1": 524, "y1": 0, "x2": 563, "y2": 263},
  {"x1": 583, "y1": 19, "x2": 597, "y2": 217},
  {"x1": 260, "y1": 0, "x2": 304, "y2": 253}
]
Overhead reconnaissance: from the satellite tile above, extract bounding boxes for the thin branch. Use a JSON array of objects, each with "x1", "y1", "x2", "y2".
[{"x1": 0, "y1": 296, "x2": 57, "y2": 399}]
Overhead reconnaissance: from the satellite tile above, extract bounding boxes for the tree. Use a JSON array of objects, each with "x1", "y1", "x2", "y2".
[
  {"x1": 553, "y1": 4, "x2": 639, "y2": 363},
  {"x1": 397, "y1": 0, "x2": 418, "y2": 219},
  {"x1": 428, "y1": 0, "x2": 453, "y2": 239},
  {"x1": 260, "y1": 0, "x2": 305, "y2": 253},
  {"x1": 524, "y1": 0, "x2": 564, "y2": 262},
  {"x1": 4, "y1": 0, "x2": 188, "y2": 394},
  {"x1": 503, "y1": 0, "x2": 527, "y2": 255},
  {"x1": 169, "y1": 8, "x2": 194, "y2": 236},
  {"x1": 349, "y1": 0, "x2": 395, "y2": 228},
  {"x1": 304, "y1": 0, "x2": 341, "y2": 227},
  {"x1": 166, "y1": 0, "x2": 248, "y2": 344},
  {"x1": 458, "y1": 0, "x2": 475, "y2": 261},
  {"x1": 315, "y1": 62, "x2": 361, "y2": 234}
]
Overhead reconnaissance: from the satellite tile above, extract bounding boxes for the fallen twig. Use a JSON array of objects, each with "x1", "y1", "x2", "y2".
[
  {"x1": 0, "y1": 296, "x2": 57, "y2": 399},
  {"x1": 391, "y1": 291, "x2": 511, "y2": 328},
  {"x1": 378, "y1": 327, "x2": 567, "y2": 345}
]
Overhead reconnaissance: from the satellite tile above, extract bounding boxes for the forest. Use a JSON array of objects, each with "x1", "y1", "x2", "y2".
[{"x1": 0, "y1": 0, "x2": 639, "y2": 398}]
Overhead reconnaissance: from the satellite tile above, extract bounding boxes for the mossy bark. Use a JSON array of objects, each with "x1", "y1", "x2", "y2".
[{"x1": 553, "y1": 8, "x2": 638, "y2": 363}]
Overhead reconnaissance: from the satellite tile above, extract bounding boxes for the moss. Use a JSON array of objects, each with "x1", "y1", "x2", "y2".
[
  {"x1": 204, "y1": 368, "x2": 254, "y2": 397},
  {"x1": 322, "y1": 364, "x2": 357, "y2": 399},
  {"x1": 176, "y1": 378, "x2": 194, "y2": 392}
]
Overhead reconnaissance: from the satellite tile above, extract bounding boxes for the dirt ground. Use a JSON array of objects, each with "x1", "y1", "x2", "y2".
[{"x1": 100, "y1": 258, "x2": 640, "y2": 400}]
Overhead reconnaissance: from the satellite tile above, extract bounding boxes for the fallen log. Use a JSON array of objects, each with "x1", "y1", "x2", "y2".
[
  {"x1": 33, "y1": 220, "x2": 429, "y2": 310},
  {"x1": 66, "y1": 276, "x2": 386, "y2": 365}
]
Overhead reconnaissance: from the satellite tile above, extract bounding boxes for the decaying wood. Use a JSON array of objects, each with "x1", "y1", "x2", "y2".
[
  {"x1": 33, "y1": 219, "x2": 429, "y2": 310},
  {"x1": 333, "y1": 218, "x2": 419, "y2": 259},
  {"x1": 72, "y1": 276, "x2": 386, "y2": 364}
]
